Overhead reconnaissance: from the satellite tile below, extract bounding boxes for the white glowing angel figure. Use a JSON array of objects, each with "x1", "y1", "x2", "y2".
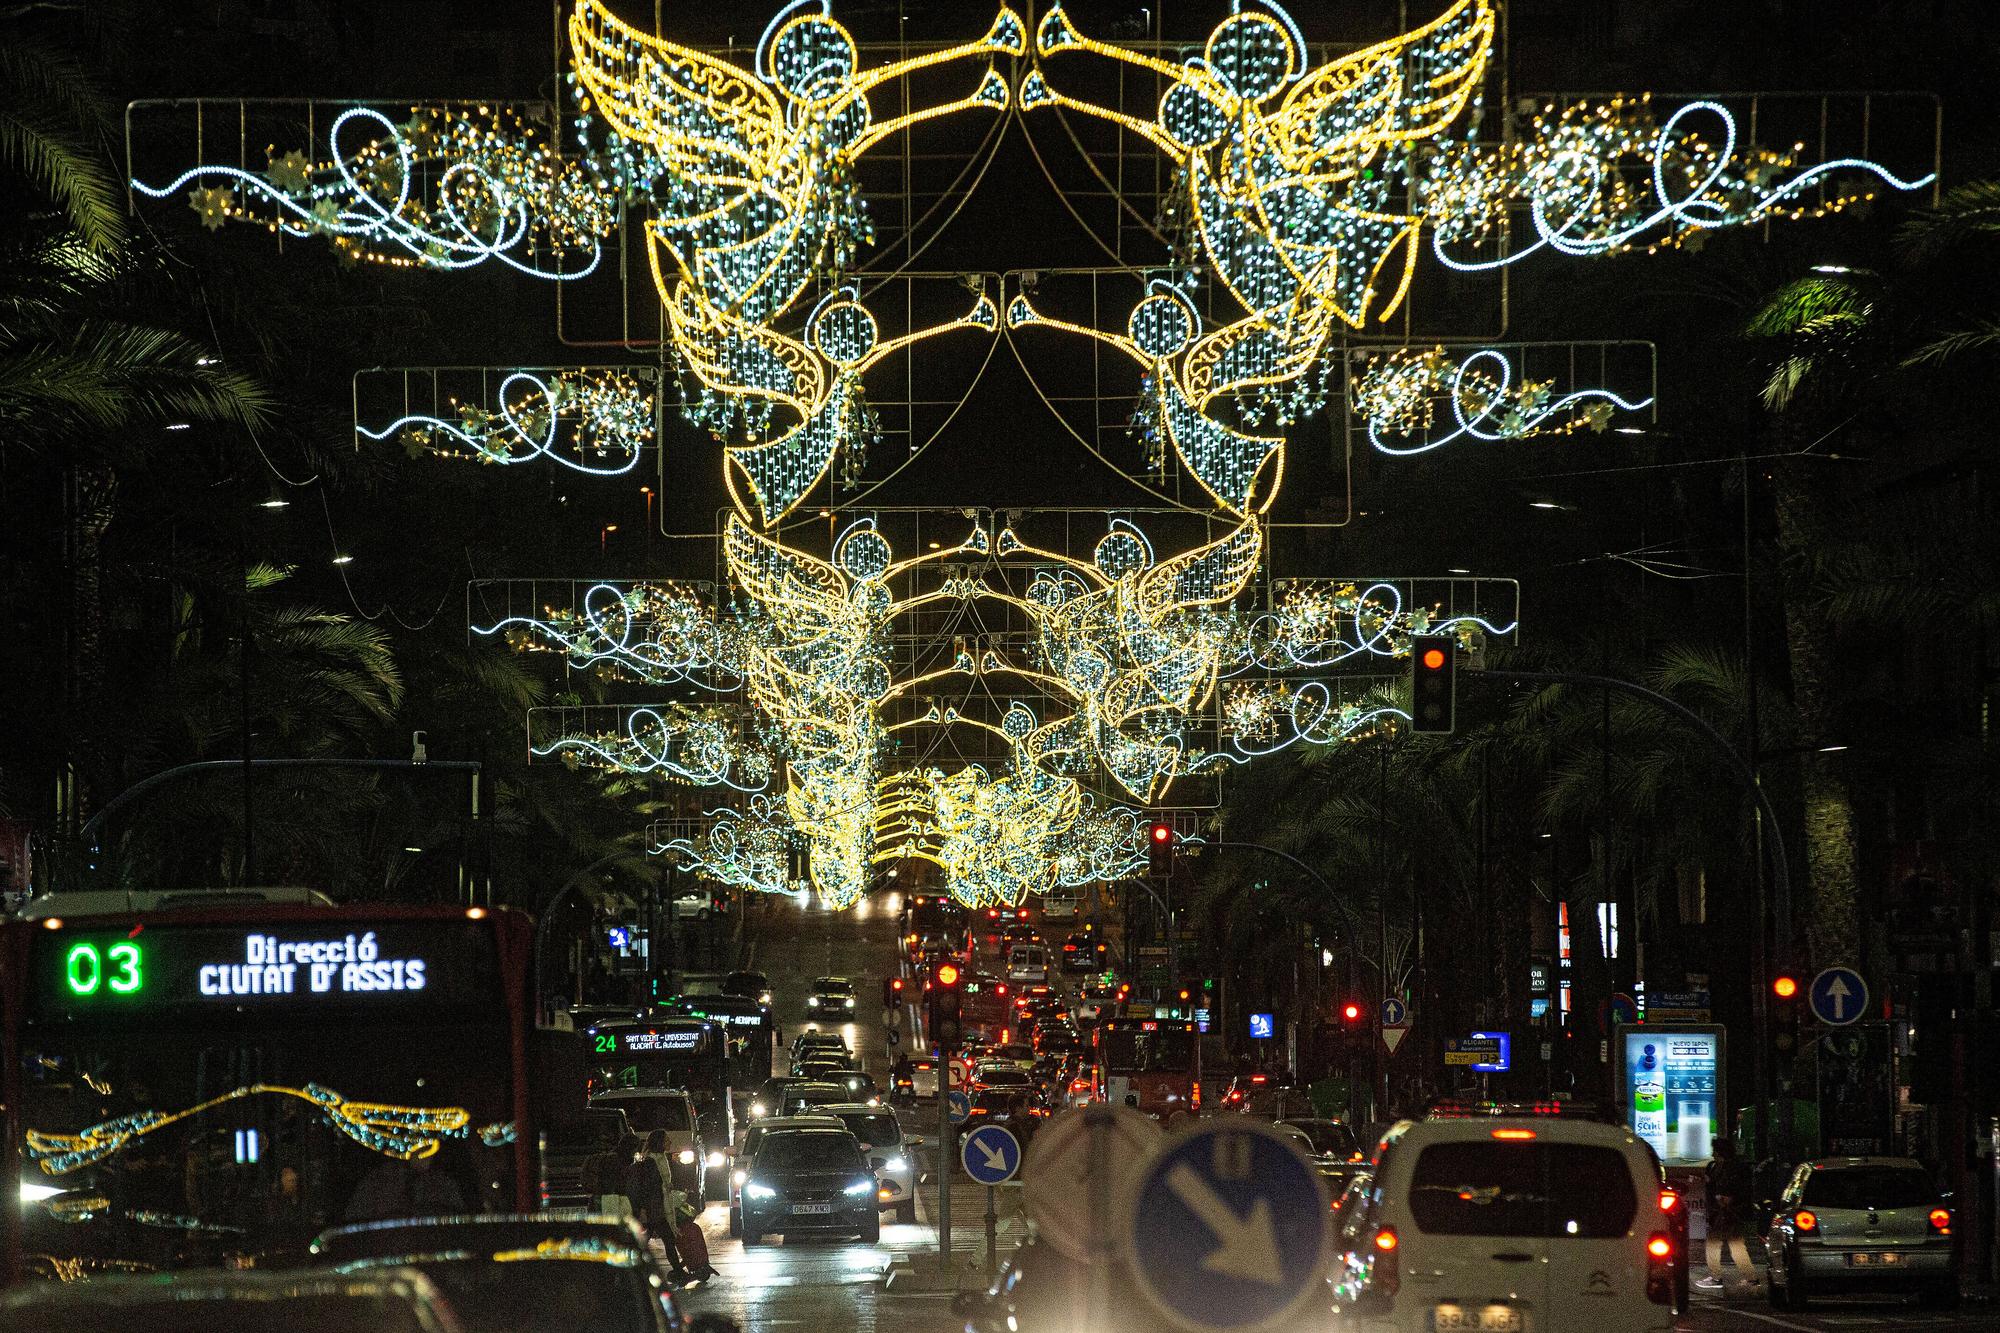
[
  {"x1": 1002, "y1": 518, "x2": 1263, "y2": 801},
  {"x1": 571, "y1": 0, "x2": 1023, "y2": 325},
  {"x1": 675, "y1": 282, "x2": 997, "y2": 527},
  {"x1": 1023, "y1": 0, "x2": 1494, "y2": 331}
]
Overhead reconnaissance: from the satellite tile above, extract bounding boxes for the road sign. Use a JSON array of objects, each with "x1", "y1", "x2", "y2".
[
  {"x1": 1600, "y1": 992, "x2": 1638, "y2": 1033},
  {"x1": 1382, "y1": 1027, "x2": 1407, "y2": 1057},
  {"x1": 947, "y1": 1058, "x2": 972, "y2": 1089},
  {"x1": 947, "y1": 1090, "x2": 973, "y2": 1125},
  {"x1": 1380, "y1": 997, "x2": 1408, "y2": 1028},
  {"x1": 961, "y1": 1124, "x2": 1022, "y2": 1185},
  {"x1": 1023, "y1": 1104, "x2": 1162, "y2": 1260},
  {"x1": 1247, "y1": 1012, "x2": 1274, "y2": 1039},
  {"x1": 1444, "y1": 1035, "x2": 1503, "y2": 1066},
  {"x1": 1125, "y1": 1120, "x2": 1330, "y2": 1332},
  {"x1": 1810, "y1": 966, "x2": 1869, "y2": 1027}
]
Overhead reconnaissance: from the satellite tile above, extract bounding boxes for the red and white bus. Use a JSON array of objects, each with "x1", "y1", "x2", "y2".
[
  {"x1": 2, "y1": 903, "x2": 555, "y2": 1285},
  {"x1": 1085, "y1": 1018, "x2": 1200, "y2": 1121}
]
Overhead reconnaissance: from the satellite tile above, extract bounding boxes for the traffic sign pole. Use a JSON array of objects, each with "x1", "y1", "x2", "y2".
[
  {"x1": 937, "y1": 1059, "x2": 952, "y2": 1267},
  {"x1": 985, "y1": 1185, "x2": 998, "y2": 1275}
]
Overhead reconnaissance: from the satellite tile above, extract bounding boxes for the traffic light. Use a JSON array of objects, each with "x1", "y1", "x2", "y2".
[
  {"x1": 1148, "y1": 820, "x2": 1175, "y2": 878},
  {"x1": 1770, "y1": 973, "x2": 1801, "y2": 1058},
  {"x1": 882, "y1": 976, "x2": 905, "y2": 1010},
  {"x1": 1341, "y1": 1000, "x2": 1364, "y2": 1024},
  {"x1": 1409, "y1": 635, "x2": 1457, "y2": 734},
  {"x1": 930, "y1": 961, "x2": 964, "y2": 1052}
]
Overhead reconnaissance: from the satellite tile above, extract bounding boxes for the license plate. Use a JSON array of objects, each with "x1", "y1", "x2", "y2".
[
  {"x1": 1433, "y1": 1305, "x2": 1524, "y2": 1332},
  {"x1": 1848, "y1": 1251, "x2": 1902, "y2": 1266},
  {"x1": 792, "y1": 1202, "x2": 833, "y2": 1215}
]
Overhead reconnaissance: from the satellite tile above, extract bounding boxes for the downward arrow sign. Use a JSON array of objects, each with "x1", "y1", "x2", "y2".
[
  {"x1": 1165, "y1": 1163, "x2": 1283, "y2": 1285},
  {"x1": 978, "y1": 1137, "x2": 1010, "y2": 1173}
]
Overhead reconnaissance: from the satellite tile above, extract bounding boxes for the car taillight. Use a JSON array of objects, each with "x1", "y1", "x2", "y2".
[
  {"x1": 1190, "y1": 1082, "x2": 1201, "y2": 1110},
  {"x1": 1645, "y1": 1232, "x2": 1674, "y2": 1305},
  {"x1": 1929, "y1": 1207, "x2": 1952, "y2": 1234},
  {"x1": 1658, "y1": 1190, "x2": 1678, "y2": 1213},
  {"x1": 1793, "y1": 1210, "x2": 1818, "y2": 1234},
  {"x1": 1370, "y1": 1226, "x2": 1400, "y2": 1297}
]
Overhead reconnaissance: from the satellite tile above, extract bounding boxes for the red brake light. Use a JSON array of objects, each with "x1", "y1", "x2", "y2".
[
  {"x1": 1251, "y1": 1074, "x2": 1267, "y2": 1084},
  {"x1": 1794, "y1": 1210, "x2": 1818, "y2": 1234},
  {"x1": 1646, "y1": 1235, "x2": 1672, "y2": 1259},
  {"x1": 1491, "y1": 1128, "x2": 1536, "y2": 1140},
  {"x1": 1645, "y1": 1232, "x2": 1675, "y2": 1304},
  {"x1": 1658, "y1": 1190, "x2": 1678, "y2": 1212},
  {"x1": 1929, "y1": 1207, "x2": 1952, "y2": 1233},
  {"x1": 1373, "y1": 1226, "x2": 1398, "y2": 1253}
]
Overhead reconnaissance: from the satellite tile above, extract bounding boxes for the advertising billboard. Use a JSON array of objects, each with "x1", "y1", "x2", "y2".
[{"x1": 1615, "y1": 1024, "x2": 1725, "y2": 1166}]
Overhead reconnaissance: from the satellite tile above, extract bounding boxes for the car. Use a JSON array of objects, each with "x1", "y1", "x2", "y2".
[
  {"x1": 722, "y1": 970, "x2": 773, "y2": 1006},
  {"x1": 739, "y1": 1126, "x2": 882, "y2": 1245},
  {"x1": 729, "y1": 1115, "x2": 843, "y2": 1236},
  {"x1": 1331, "y1": 1116, "x2": 1678, "y2": 1331},
  {"x1": 778, "y1": 1080, "x2": 853, "y2": 1117},
  {"x1": 794, "y1": 1056, "x2": 857, "y2": 1081},
  {"x1": 1001, "y1": 922, "x2": 1041, "y2": 955},
  {"x1": 806, "y1": 976, "x2": 858, "y2": 1014},
  {"x1": 974, "y1": 1064, "x2": 1034, "y2": 1096},
  {"x1": 1033, "y1": 1023, "x2": 1081, "y2": 1057},
  {"x1": 540, "y1": 1105, "x2": 634, "y2": 1209},
  {"x1": 588, "y1": 1088, "x2": 709, "y2": 1197},
  {"x1": 823, "y1": 1102, "x2": 923, "y2": 1223},
  {"x1": 1042, "y1": 888, "x2": 1080, "y2": 921},
  {"x1": 1765, "y1": 1156, "x2": 1958, "y2": 1309},
  {"x1": 790, "y1": 1030, "x2": 849, "y2": 1063},
  {"x1": 1059, "y1": 933, "x2": 1098, "y2": 972},
  {"x1": 747, "y1": 1076, "x2": 807, "y2": 1121},
  {"x1": 1007, "y1": 945, "x2": 1050, "y2": 983},
  {"x1": 1330, "y1": 1167, "x2": 1374, "y2": 1221},
  {"x1": 0, "y1": 1269, "x2": 464, "y2": 1333},
  {"x1": 1072, "y1": 984, "x2": 1116, "y2": 1024},
  {"x1": 306, "y1": 1213, "x2": 718, "y2": 1332},
  {"x1": 1278, "y1": 1117, "x2": 1361, "y2": 1161},
  {"x1": 670, "y1": 886, "x2": 727, "y2": 920},
  {"x1": 987, "y1": 1042, "x2": 1039, "y2": 1072}
]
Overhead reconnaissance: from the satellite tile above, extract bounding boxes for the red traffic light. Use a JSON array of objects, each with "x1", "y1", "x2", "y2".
[
  {"x1": 1150, "y1": 822, "x2": 1173, "y2": 844},
  {"x1": 1421, "y1": 647, "x2": 1446, "y2": 670},
  {"x1": 890, "y1": 977, "x2": 904, "y2": 992},
  {"x1": 1772, "y1": 975, "x2": 1799, "y2": 999},
  {"x1": 937, "y1": 963, "x2": 960, "y2": 987},
  {"x1": 1341, "y1": 1002, "x2": 1363, "y2": 1022}
]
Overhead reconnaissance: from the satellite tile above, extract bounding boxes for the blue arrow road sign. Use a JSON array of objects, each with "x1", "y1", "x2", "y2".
[
  {"x1": 961, "y1": 1124, "x2": 1021, "y2": 1185},
  {"x1": 1126, "y1": 1120, "x2": 1330, "y2": 1332},
  {"x1": 947, "y1": 1090, "x2": 973, "y2": 1124},
  {"x1": 1810, "y1": 966, "x2": 1869, "y2": 1027},
  {"x1": 1380, "y1": 997, "x2": 1408, "y2": 1027}
]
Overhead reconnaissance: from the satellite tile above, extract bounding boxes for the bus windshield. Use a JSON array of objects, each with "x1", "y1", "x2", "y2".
[
  {"x1": 1102, "y1": 1025, "x2": 1195, "y2": 1073},
  {"x1": 10, "y1": 913, "x2": 525, "y2": 1277}
]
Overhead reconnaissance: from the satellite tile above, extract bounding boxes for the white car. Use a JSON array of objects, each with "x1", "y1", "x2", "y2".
[
  {"x1": 825, "y1": 1103, "x2": 924, "y2": 1224},
  {"x1": 1333, "y1": 1116, "x2": 1677, "y2": 1332},
  {"x1": 1765, "y1": 1156, "x2": 1958, "y2": 1309},
  {"x1": 588, "y1": 1088, "x2": 714, "y2": 1198},
  {"x1": 1007, "y1": 945, "x2": 1048, "y2": 984}
]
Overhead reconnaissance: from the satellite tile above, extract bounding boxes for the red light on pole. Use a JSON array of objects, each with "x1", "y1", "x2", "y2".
[
  {"x1": 1150, "y1": 822, "x2": 1172, "y2": 843},
  {"x1": 1772, "y1": 975, "x2": 1798, "y2": 999},
  {"x1": 1422, "y1": 647, "x2": 1446, "y2": 670},
  {"x1": 937, "y1": 963, "x2": 960, "y2": 987},
  {"x1": 1342, "y1": 1002, "x2": 1363, "y2": 1023}
]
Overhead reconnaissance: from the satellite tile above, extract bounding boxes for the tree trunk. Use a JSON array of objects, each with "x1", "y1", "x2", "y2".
[
  {"x1": 67, "y1": 463, "x2": 119, "y2": 810},
  {"x1": 1768, "y1": 449, "x2": 1862, "y2": 968}
]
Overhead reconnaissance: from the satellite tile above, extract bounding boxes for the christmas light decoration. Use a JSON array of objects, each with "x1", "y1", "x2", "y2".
[
  {"x1": 133, "y1": 104, "x2": 614, "y2": 278},
  {"x1": 650, "y1": 797, "x2": 798, "y2": 897},
  {"x1": 531, "y1": 705, "x2": 773, "y2": 791},
  {"x1": 1426, "y1": 96, "x2": 1935, "y2": 269},
  {"x1": 1352, "y1": 345, "x2": 1653, "y2": 453},
  {"x1": 356, "y1": 368, "x2": 657, "y2": 475},
  {"x1": 26, "y1": 1083, "x2": 509, "y2": 1175}
]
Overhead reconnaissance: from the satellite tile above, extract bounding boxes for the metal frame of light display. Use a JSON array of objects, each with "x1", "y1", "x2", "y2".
[{"x1": 133, "y1": 0, "x2": 1937, "y2": 910}]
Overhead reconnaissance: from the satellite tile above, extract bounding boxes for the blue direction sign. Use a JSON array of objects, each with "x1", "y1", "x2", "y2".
[
  {"x1": 1810, "y1": 966, "x2": 1869, "y2": 1027},
  {"x1": 1125, "y1": 1120, "x2": 1330, "y2": 1332},
  {"x1": 961, "y1": 1124, "x2": 1021, "y2": 1185},
  {"x1": 947, "y1": 1090, "x2": 973, "y2": 1125},
  {"x1": 1380, "y1": 997, "x2": 1408, "y2": 1027}
]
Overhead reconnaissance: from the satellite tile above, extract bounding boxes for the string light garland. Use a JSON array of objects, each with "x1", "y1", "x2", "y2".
[
  {"x1": 357, "y1": 368, "x2": 656, "y2": 474},
  {"x1": 532, "y1": 704, "x2": 773, "y2": 791},
  {"x1": 1352, "y1": 346, "x2": 1653, "y2": 454},
  {"x1": 474, "y1": 580, "x2": 748, "y2": 692}
]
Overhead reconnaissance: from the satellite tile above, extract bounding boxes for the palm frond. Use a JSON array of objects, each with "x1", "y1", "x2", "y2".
[
  {"x1": 0, "y1": 319, "x2": 273, "y2": 432},
  {"x1": 1900, "y1": 320, "x2": 2000, "y2": 369},
  {"x1": 0, "y1": 40, "x2": 124, "y2": 252},
  {"x1": 1893, "y1": 179, "x2": 2000, "y2": 265}
]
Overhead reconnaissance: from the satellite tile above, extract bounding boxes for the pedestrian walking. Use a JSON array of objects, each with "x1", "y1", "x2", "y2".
[{"x1": 1700, "y1": 1136, "x2": 1757, "y2": 1290}]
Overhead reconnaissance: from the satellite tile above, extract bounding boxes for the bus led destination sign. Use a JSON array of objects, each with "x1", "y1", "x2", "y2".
[{"x1": 199, "y1": 932, "x2": 427, "y2": 996}]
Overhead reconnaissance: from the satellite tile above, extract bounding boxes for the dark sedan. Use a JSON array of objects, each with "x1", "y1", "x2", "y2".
[{"x1": 739, "y1": 1127, "x2": 881, "y2": 1245}]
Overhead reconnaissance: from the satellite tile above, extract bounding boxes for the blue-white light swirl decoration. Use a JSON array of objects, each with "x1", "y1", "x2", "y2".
[
  {"x1": 1428, "y1": 98, "x2": 1935, "y2": 272},
  {"x1": 1356, "y1": 347, "x2": 1654, "y2": 456},
  {"x1": 1219, "y1": 679, "x2": 1411, "y2": 760},
  {"x1": 531, "y1": 707, "x2": 771, "y2": 791},
  {"x1": 650, "y1": 796, "x2": 797, "y2": 897},
  {"x1": 357, "y1": 370, "x2": 653, "y2": 475},
  {"x1": 133, "y1": 106, "x2": 611, "y2": 280},
  {"x1": 474, "y1": 581, "x2": 746, "y2": 692},
  {"x1": 1228, "y1": 581, "x2": 1518, "y2": 675}
]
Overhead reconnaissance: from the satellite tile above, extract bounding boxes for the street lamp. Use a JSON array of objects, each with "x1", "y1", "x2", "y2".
[{"x1": 599, "y1": 523, "x2": 618, "y2": 555}]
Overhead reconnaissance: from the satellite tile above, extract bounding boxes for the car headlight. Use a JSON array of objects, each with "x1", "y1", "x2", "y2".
[
  {"x1": 844, "y1": 1179, "x2": 874, "y2": 1197},
  {"x1": 808, "y1": 997, "x2": 820, "y2": 1007},
  {"x1": 884, "y1": 1155, "x2": 908, "y2": 1171},
  {"x1": 843, "y1": 997, "x2": 855, "y2": 1008},
  {"x1": 745, "y1": 1183, "x2": 777, "y2": 1200},
  {"x1": 759, "y1": 992, "x2": 773, "y2": 1005},
  {"x1": 20, "y1": 1182, "x2": 62, "y2": 1203},
  {"x1": 732, "y1": 1170, "x2": 747, "y2": 1187},
  {"x1": 676, "y1": 1149, "x2": 697, "y2": 1165},
  {"x1": 750, "y1": 1102, "x2": 767, "y2": 1118},
  {"x1": 706, "y1": 1151, "x2": 726, "y2": 1169}
]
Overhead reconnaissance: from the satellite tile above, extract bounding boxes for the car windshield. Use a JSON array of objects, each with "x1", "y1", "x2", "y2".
[
  {"x1": 756, "y1": 1133, "x2": 861, "y2": 1171},
  {"x1": 783, "y1": 1085, "x2": 846, "y2": 1112},
  {"x1": 1803, "y1": 1166, "x2": 1937, "y2": 1210},
  {"x1": 596, "y1": 1096, "x2": 690, "y2": 1132},
  {"x1": 814, "y1": 979, "x2": 852, "y2": 995},
  {"x1": 386, "y1": 1256, "x2": 655, "y2": 1333},
  {"x1": 1408, "y1": 1142, "x2": 1637, "y2": 1238},
  {"x1": 1281, "y1": 1121, "x2": 1357, "y2": 1157},
  {"x1": 723, "y1": 973, "x2": 766, "y2": 994},
  {"x1": 835, "y1": 1112, "x2": 900, "y2": 1146}
]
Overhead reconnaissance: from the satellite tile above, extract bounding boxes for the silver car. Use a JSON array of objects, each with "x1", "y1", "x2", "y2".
[
  {"x1": 1765, "y1": 1156, "x2": 1958, "y2": 1309},
  {"x1": 824, "y1": 1103, "x2": 922, "y2": 1224}
]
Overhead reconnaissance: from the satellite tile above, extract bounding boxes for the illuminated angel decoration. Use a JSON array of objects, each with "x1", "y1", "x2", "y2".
[
  {"x1": 1023, "y1": 0, "x2": 1495, "y2": 330},
  {"x1": 999, "y1": 518, "x2": 1262, "y2": 801},
  {"x1": 570, "y1": 0, "x2": 1023, "y2": 324},
  {"x1": 674, "y1": 282, "x2": 998, "y2": 526}
]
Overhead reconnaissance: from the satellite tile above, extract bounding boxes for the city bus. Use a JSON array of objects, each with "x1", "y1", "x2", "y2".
[
  {"x1": 960, "y1": 971, "x2": 1013, "y2": 1047},
  {"x1": 583, "y1": 1017, "x2": 733, "y2": 1199},
  {"x1": 2, "y1": 903, "x2": 550, "y2": 1285},
  {"x1": 1087, "y1": 1018, "x2": 1201, "y2": 1121},
  {"x1": 670, "y1": 992, "x2": 776, "y2": 1089}
]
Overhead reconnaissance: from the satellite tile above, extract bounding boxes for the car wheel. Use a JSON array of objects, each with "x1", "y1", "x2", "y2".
[
  {"x1": 1919, "y1": 1281, "x2": 1959, "y2": 1310},
  {"x1": 728, "y1": 1206, "x2": 741, "y2": 1238},
  {"x1": 895, "y1": 1199, "x2": 916, "y2": 1224},
  {"x1": 860, "y1": 1216, "x2": 881, "y2": 1244},
  {"x1": 742, "y1": 1226, "x2": 762, "y2": 1246}
]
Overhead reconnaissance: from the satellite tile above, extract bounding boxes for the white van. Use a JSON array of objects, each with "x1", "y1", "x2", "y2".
[
  {"x1": 1333, "y1": 1116, "x2": 1677, "y2": 1332},
  {"x1": 1007, "y1": 944, "x2": 1048, "y2": 983}
]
